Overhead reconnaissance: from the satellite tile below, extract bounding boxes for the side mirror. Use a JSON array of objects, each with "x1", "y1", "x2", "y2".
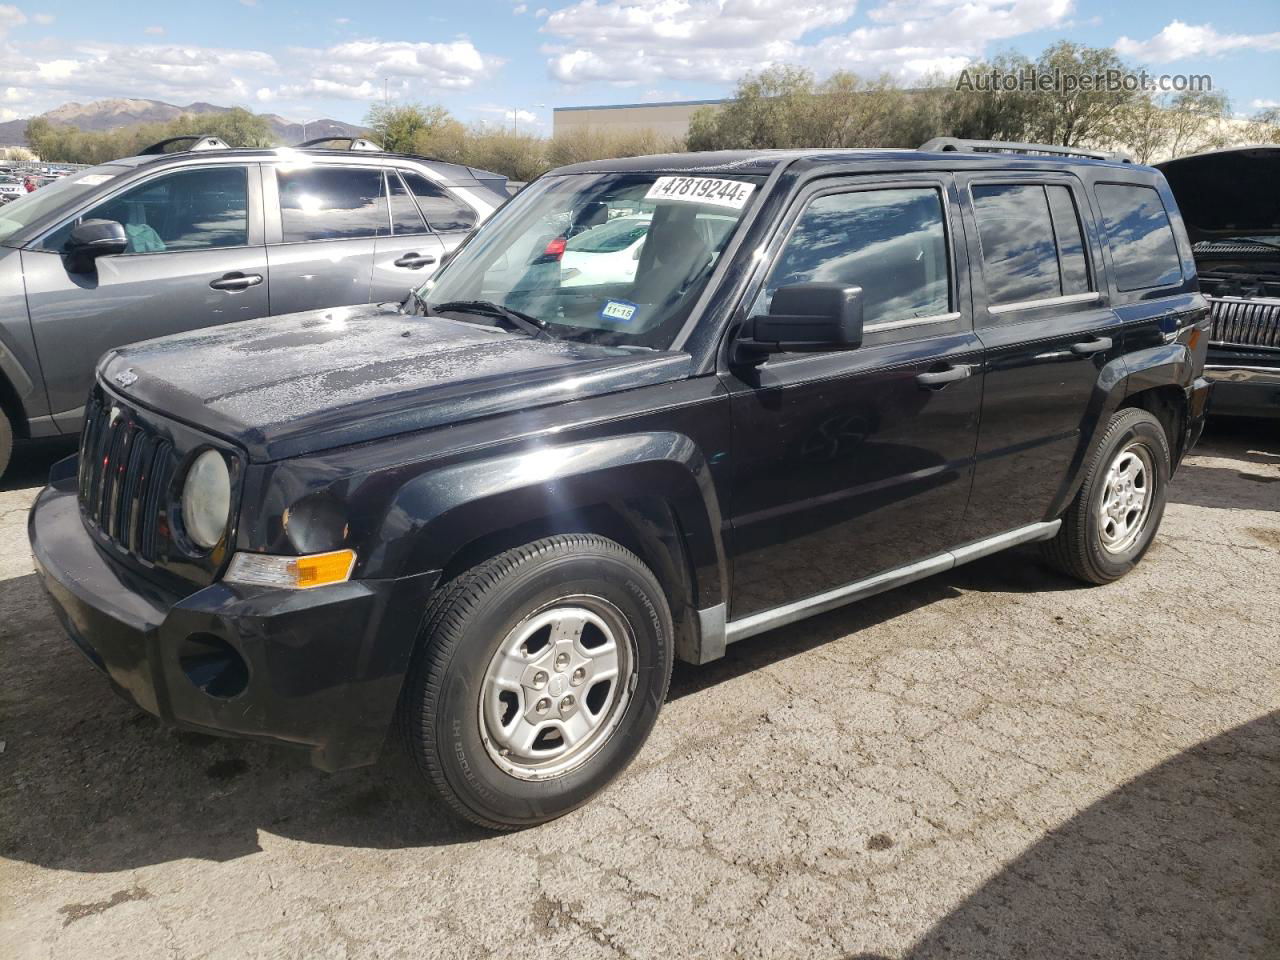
[
  {"x1": 64, "y1": 219, "x2": 128, "y2": 273},
  {"x1": 736, "y1": 283, "x2": 865, "y2": 361}
]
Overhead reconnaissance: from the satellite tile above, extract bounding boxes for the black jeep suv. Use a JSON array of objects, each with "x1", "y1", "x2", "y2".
[{"x1": 30, "y1": 141, "x2": 1211, "y2": 829}]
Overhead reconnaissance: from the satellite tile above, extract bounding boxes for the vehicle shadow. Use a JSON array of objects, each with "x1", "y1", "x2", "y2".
[
  {"x1": 0, "y1": 438, "x2": 76, "y2": 493},
  {"x1": 0, "y1": 566, "x2": 490, "y2": 873},
  {"x1": 847, "y1": 709, "x2": 1280, "y2": 959}
]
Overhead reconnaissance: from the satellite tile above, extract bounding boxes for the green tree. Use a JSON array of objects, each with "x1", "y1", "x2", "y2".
[{"x1": 366, "y1": 103, "x2": 459, "y2": 153}]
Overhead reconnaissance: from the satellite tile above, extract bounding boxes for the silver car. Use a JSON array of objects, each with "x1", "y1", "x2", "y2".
[{"x1": 0, "y1": 135, "x2": 507, "y2": 476}]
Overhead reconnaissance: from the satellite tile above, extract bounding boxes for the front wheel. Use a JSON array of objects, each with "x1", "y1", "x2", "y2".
[
  {"x1": 399, "y1": 534, "x2": 673, "y2": 829},
  {"x1": 1043, "y1": 407, "x2": 1171, "y2": 584}
]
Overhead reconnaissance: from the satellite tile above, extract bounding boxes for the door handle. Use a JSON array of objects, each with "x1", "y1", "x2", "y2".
[
  {"x1": 209, "y1": 272, "x2": 263, "y2": 291},
  {"x1": 916, "y1": 364, "x2": 973, "y2": 389},
  {"x1": 393, "y1": 253, "x2": 438, "y2": 269},
  {"x1": 1070, "y1": 336, "x2": 1113, "y2": 355}
]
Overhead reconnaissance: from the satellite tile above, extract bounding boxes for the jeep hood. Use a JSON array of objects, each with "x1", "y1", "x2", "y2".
[
  {"x1": 1157, "y1": 146, "x2": 1280, "y2": 242},
  {"x1": 99, "y1": 303, "x2": 692, "y2": 460}
]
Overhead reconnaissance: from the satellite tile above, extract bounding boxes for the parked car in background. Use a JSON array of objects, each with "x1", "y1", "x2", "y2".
[
  {"x1": 0, "y1": 177, "x2": 23, "y2": 204},
  {"x1": 1158, "y1": 146, "x2": 1280, "y2": 417},
  {"x1": 30, "y1": 140, "x2": 1209, "y2": 829},
  {"x1": 560, "y1": 213, "x2": 651, "y2": 286},
  {"x1": 0, "y1": 134, "x2": 507, "y2": 475}
]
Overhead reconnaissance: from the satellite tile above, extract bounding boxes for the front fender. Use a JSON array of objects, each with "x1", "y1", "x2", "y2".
[{"x1": 368, "y1": 431, "x2": 728, "y2": 609}]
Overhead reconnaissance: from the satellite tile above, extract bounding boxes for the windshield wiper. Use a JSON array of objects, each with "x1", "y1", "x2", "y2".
[
  {"x1": 1199, "y1": 237, "x2": 1280, "y2": 252},
  {"x1": 428, "y1": 299, "x2": 554, "y2": 339}
]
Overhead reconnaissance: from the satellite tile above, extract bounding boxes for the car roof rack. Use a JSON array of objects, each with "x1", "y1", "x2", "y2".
[
  {"x1": 295, "y1": 136, "x2": 383, "y2": 152},
  {"x1": 138, "y1": 135, "x2": 231, "y2": 155},
  {"x1": 919, "y1": 137, "x2": 1133, "y2": 164}
]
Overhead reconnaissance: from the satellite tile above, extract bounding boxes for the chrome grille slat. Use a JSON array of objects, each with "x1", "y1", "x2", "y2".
[
  {"x1": 1208, "y1": 297, "x2": 1280, "y2": 350},
  {"x1": 77, "y1": 390, "x2": 172, "y2": 564}
]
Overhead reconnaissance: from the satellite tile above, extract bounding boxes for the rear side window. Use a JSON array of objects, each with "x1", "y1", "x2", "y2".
[
  {"x1": 277, "y1": 167, "x2": 387, "y2": 242},
  {"x1": 1046, "y1": 185, "x2": 1090, "y2": 295},
  {"x1": 972, "y1": 184, "x2": 1063, "y2": 305},
  {"x1": 387, "y1": 171, "x2": 428, "y2": 235},
  {"x1": 400, "y1": 171, "x2": 476, "y2": 232},
  {"x1": 1095, "y1": 183, "x2": 1182, "y2": 291},
  {"x1": 759, "y1": 187, "x2": 951, "y2": 329}
]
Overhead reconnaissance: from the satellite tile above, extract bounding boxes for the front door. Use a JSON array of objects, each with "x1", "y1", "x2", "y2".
[
  {"x1": 955, "y1": 175, "x2": 1127, "y2": 543},
  {"x1": 22, "y1": 163, "x2": 268, "y2": 426},
  {"x1": 725, "y1": 176, "x2": 982, "y2": 619}
]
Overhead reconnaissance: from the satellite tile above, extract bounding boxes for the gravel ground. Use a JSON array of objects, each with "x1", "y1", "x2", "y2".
[{"x1": 1, "y1": 421, "x2": 1277, "y2": 960}]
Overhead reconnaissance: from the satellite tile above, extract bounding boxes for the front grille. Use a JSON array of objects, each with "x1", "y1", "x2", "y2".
[
  {"x1": 77, "y1": 393, "x2": 173, "y2": 562},
  {"x1": 1207, "y1": 297, "x2": 1280, "y2": 350}
]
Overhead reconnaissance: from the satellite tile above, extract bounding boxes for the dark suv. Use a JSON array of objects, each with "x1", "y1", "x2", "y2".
[
  {"x1": 0, "y1": 135, "x2": 506, "y2": 477},
  {"x1": 30, "y1": 140, "x2": 1211, "y2": 829}
]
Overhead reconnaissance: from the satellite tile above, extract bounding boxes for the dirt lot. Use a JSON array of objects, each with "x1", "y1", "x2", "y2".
[{"x1": 1, "y1": 421, "x2": 1277, "y2": 960}]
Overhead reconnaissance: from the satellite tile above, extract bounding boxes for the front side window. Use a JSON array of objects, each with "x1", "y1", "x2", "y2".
[
  {"x1": 401, "y1": 172, "x2": 477, "y2": 233},
  {"x1": 757, "y1": 187, "x2": 951, "y2": 327},
  {"x1": 277, "y1": 167, "x2": 387, "y2": 242},
  {"x1": 0, "y1": 164, "x2": 129, "y2": 247},
  {"x1": 418, "y1": 172, "x2": 760, "y2": 349},
  {"x1": 41, "y1": 166, "x2": 248, "y2": 254},
  {"x1": 971, "y1": 184, "x2": 1064, "y2": 305},
  {"x1": 1095, "y1": 183, "x2": 1182, "y2": 291}
]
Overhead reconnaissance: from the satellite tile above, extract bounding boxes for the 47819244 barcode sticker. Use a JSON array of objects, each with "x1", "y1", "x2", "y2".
[{"x1": 644, "y1": 176, "x2": 756, "y2": 210}]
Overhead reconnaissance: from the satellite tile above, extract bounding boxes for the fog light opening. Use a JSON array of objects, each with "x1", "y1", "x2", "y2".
[{"x1": 179, "y1": 633, "x2": 249, "y2": 700}]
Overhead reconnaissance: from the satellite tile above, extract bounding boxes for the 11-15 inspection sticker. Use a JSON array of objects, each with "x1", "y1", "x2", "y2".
[{"x1": 644, "y1": 176, "x2": 756, "y2": 210}]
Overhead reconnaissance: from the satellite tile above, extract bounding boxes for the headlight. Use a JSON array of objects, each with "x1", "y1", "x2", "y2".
[{"x1": 181, "y1": 449, "x2": 231, "y2": 549}]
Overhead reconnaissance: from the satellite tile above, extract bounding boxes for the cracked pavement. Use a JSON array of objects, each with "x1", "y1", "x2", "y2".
[{"x1": 1, "y1": 421, "x2": 1278, "y2": 959}]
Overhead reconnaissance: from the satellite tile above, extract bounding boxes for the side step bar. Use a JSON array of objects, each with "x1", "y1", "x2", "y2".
[{"x1": 693, "y1": 520, "x2": 1061, "y2": 657}]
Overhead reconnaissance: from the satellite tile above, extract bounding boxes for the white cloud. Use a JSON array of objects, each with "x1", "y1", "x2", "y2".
[
  {"x1": 0, "y1": 32, "x2": 504, "y2": 118},
  {"x1": 32, "y1": 12, "x2": 53, "y2": 25},
  {"x1": 258, "y1": 39, "x2": 500, "y2": 101},
  {"x1": 514, "y1": 3, "x2": 528, "y2": 12},
  {"x1": 0, "y1": 43, "x2": 279, "y2": 110},
  {"x1": 542, "y1": 0, "x2": 1075, "y2": 86},
  {"x1": 144, "y1": 26, "x2": 165, "y2": 36},
  {"x1": 1252, "y1": 99, "x2": 1279, "y2": 110},
  {"x1": 0, "y1": 4, "x2": 26, "y2": 37},
  {"x1": 1115, "y1": 21, "x2": 1280, "y2": 63}
]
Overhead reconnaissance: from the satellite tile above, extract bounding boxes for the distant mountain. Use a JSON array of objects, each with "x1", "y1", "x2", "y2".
[{"x1": 0, "y1": 98, "x2": 365, "y2": 147}]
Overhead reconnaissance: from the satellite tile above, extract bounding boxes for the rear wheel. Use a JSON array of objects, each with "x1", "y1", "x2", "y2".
[
  {"x1": 1043, "y1": 407, "x2": 1170, "y2": 584},
  {"x1": 399, "y1": 534, "x2": 673, "y2": 829}
]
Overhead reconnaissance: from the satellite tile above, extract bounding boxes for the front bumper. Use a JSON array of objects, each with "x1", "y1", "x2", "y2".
[{"x1": 29, "y1": 469, "x2": 436, "y2": 771}]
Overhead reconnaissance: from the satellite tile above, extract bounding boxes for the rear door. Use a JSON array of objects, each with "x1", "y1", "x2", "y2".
[
  {"x1": 370, "y1": 169, "x2": 446, "y2": 302},
  {"x1": 265, "y1": 164, "x2": 385, "y2": 313},
  {"x1": 399, "y1": 170, "x2": 478, "y2": 259},
  {"x1": 22, "y1": 162, "x2": 268, "y2": 426},
  {"x1": 725, "y1": 175, "x2": 983, "y2": 619},
  {"x1": 956, "y1": 173, "x2": 1126, "y2": 543}
]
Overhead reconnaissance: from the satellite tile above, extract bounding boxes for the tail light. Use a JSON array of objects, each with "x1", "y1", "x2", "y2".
[{"x1": 543, "y1": 236, "x2": 567, "y2": 258}]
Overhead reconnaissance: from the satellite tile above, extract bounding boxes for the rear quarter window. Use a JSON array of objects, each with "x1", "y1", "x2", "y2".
[{"x1": 1095, "y1": 183, "x2": 1182, "y2": 292}]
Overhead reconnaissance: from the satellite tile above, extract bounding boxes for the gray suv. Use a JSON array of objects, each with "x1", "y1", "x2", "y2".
[{"x1": 0, "y1": 135, "x2": 507, "y2": 476}]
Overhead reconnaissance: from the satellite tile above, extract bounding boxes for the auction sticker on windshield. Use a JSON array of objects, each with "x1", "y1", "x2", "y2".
[{"x1": 645, "y1": 176, "x2": 755, "y2": 210}]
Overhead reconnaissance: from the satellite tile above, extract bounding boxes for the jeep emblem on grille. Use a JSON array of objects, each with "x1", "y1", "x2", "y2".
[{"x1": 114, "y1": 368, "x2": 138, "y2": 388}]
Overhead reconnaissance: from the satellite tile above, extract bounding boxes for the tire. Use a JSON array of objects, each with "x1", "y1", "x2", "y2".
[
  {"x1": 0, "y1": 410, "x2": 12, "y2": 481},
  {"x1": 1043, "y1": 407, "x2": 1171, "y2": 585},
  {"x1": 399, "y1": 534, "x2": 674, "y2": 830}
]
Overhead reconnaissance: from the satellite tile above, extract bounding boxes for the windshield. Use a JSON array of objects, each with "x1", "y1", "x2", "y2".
[
  {"x1": 418, "y1": 172, "x2": 762, "y2": 349},
  {"x1": 0, "y1": 165, "x2": 127, "y2": 246}
]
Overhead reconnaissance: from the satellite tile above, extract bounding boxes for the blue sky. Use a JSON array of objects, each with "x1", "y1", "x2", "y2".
[{"x1": 1, "y1": 0, "x2": 1276, "y2": 132}]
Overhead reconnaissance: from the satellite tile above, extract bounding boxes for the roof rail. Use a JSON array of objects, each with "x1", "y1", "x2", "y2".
[
  {"x1": 294, "y1": 136, "x2": 383, "y2": 152},
  {"x1": 138, "y1": 135, "x2": 231, "y2": 156},
  {"x1": 919, "y1": 137, "x2": 1133, "y2": 164}
]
